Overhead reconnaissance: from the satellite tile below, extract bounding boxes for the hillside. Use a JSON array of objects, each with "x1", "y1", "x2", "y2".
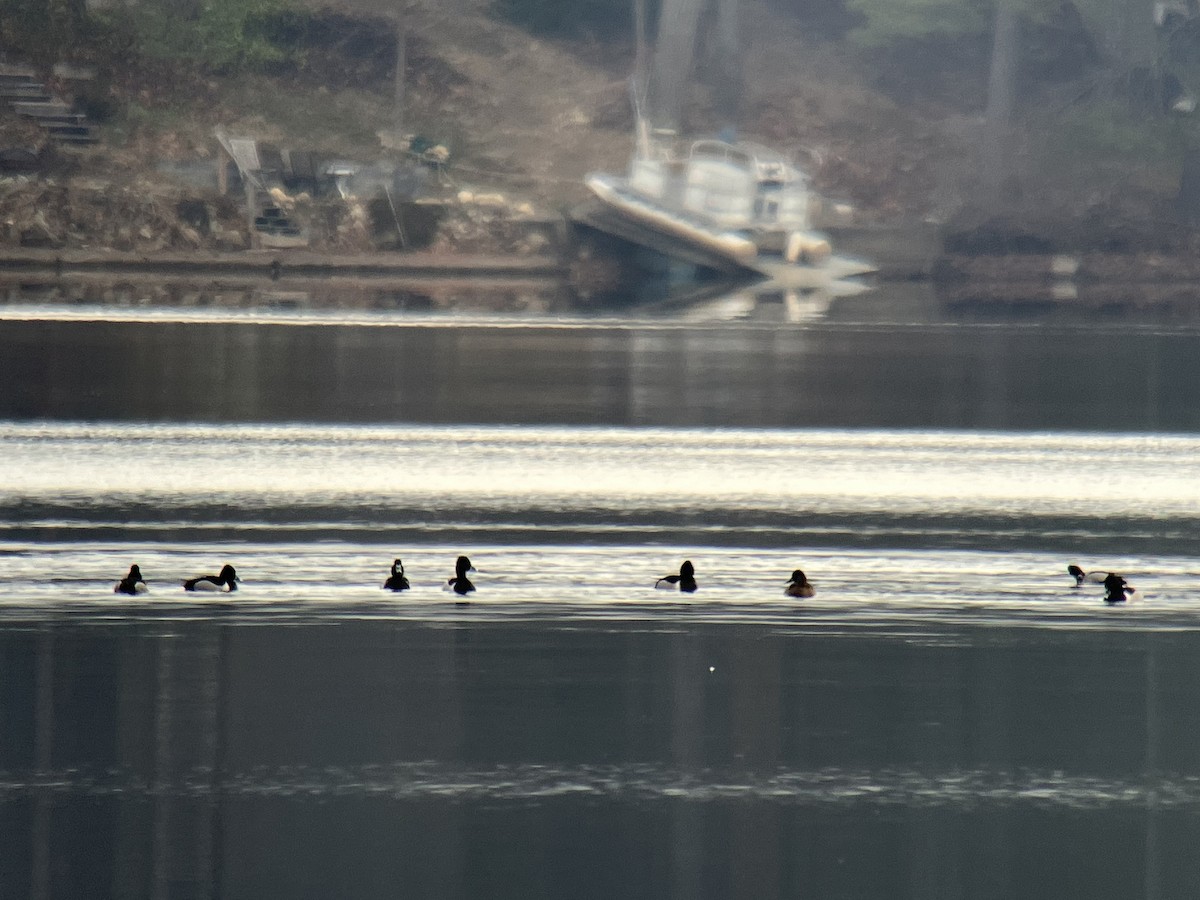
[{"x1": 0, "y1": 0, "x2": 1193, "y2": 256}]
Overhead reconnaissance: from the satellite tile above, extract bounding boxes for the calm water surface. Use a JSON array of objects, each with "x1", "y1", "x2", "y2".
[{"x1": 2, "y1": 290, "x2": 1200, "y2": 898}]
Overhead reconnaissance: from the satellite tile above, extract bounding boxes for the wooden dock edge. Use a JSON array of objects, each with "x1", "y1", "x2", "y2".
[{"x1": 0, "y1": 248, "x2": 570, "y2": 283}]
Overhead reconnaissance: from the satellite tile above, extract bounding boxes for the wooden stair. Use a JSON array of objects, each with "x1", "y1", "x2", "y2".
[{"x1": 0, "y1": 64, "x2": 98, "y2": 144}]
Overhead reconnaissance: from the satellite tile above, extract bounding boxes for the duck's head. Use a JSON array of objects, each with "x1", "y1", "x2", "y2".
[
  {"x1": 129, "y1": 564, "x2": 143, "y2": 579},
  {"x1": 680, "y1": 560, "x2": 694, "y2": 578},
  {"x1": 392, "y1": 558, "x2": 404, "y2": 575},
  {"x1": 788, "y1": 569, "x2": 808, "y2": 585},
  {"x1": 456, "y1": 556, "x2": 474, "y2": 577},
  {"x1": 220, "y1": 564, "x2": 239, "y2": 583}
]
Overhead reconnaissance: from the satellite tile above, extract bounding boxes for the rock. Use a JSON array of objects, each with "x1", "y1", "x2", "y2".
[
  {"x1": 516, "y1": 232, "x2": 550, "y2": 254},
  {"x1": 177, "y1": 224, "x2": 203, "y2": 247},
  {"x1": 20, "y1": 210, "x2": 59, "y2": 247},
  {"x1": 269, "y1": 186, "x2": 295, "y2": 209},
  {"x1": 471, "y1": 192, "x2": 506, "y2": 207},
  {"x1": 213, "y1": 229, "x2": 246, "y2": 250}
]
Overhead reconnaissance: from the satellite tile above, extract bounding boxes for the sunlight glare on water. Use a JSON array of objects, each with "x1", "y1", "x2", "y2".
[
  {"x1": 1, "y1": 421, "x2": 1198, "y2": 629},
  {"x1": 3, "y1": 422, "x2": 1198, "y2": 518}
]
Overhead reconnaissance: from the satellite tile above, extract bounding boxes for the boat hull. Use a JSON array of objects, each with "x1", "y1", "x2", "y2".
[{"x1": 582, "y1": 173, "x2": 874, "y2": 283}]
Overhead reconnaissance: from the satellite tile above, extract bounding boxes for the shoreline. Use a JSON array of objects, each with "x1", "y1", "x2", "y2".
[{"x1": 0, "y1": 247, "x2": 569, "y2": 283}]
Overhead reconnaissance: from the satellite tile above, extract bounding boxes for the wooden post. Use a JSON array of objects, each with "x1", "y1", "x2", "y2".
[
  {"x1": 981, "y1": 0, "x2": 1019, "y2": 196},
  {"x1": 244, "y1": 178, "x2": 258, "y2": 250}
]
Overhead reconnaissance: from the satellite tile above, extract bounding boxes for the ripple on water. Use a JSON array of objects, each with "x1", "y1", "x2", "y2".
[{"x1": 0, "y1": 762, "x2": 1193, "y2": 810}]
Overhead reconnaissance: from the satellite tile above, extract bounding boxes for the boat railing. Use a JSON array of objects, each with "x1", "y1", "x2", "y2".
[
  {"x1": 689, "y1": 139, "x2": 804, "y2": 187},
  {"x1": 689, "y1": 140, "x2": 752, "y2": 168}
]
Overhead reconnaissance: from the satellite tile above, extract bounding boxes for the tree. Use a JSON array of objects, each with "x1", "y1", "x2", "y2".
[
  {"x1": 982, "y1": 0, "x2": 1019, "y2": 192},
  {"x1": 648, "y1": 0, "x2": 706, "y2": 129},
  {"x1": 848, "y1": 0, "x2": 1158, "y2": 77},
  {"x1": 492, "y1": 0, "x2": 645, "y2": 39},
  {"x1": 708, "y1": 0, "x2": 742, "y2": 122},
  {"x1": 845, "y1": 0, "x2": 993, "y2": 48},
  {"x1": 1077, "y1": 0, "x2": 1155, "y2": 71},
  {"x1": 0, "y1": 0, "x2": 89, "y2": 67}
]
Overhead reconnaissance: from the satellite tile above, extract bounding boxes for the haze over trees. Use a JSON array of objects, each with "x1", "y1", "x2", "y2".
[
  {"x1": 2, "y1": 0, "x2": 1180, "y2": 132},
  {"x1": 2, "y1": 0, "x2": 1198, "y2": 226}
]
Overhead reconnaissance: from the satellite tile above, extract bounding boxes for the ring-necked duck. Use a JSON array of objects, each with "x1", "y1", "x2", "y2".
[
  {"x1": 1068, "y1": 564, "x2": 1108, "y2": 586},
  {"x1": 383, "y1": 558, "x2": 410, "y2": 592},
  {"x1": 445, "y1": 556, "x2": 475, "y2": 595},
  {"x1": 655, "y1": 560, "x2": 697, "y2": 593},
  {"x1": 785, "y1": 569, "x2": 815, "y2": 598},
  {"x1": 114, "y1": 564, "x2": 148, "y2": 595},
  {"x1": 183, "y1": 564, "x2": 239, "y2": 592}
]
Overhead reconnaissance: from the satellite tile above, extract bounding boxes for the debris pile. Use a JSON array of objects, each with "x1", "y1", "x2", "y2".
[
  {"x1": 426, "y1": 194, "x2": 550, "y2": 256},
  {"x1": 0, "y1": 175, "x2": 244, "y2": 251},
  {"x1": 305, "y1": 195, "x2": 374, "y2": 253}
]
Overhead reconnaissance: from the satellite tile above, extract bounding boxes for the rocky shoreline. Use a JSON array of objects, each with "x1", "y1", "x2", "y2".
[{"x1": 0, "y1": 245, "x2": 566, "y2": 279}]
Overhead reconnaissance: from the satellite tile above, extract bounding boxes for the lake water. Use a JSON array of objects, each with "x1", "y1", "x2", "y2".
[{"x1": 2, "y1": 286, "x2": 1200, "y2": 898}]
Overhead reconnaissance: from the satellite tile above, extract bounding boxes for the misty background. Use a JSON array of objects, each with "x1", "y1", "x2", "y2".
[{"x1": 5, "y1": 0, "x2": 1200, "y2": 247}]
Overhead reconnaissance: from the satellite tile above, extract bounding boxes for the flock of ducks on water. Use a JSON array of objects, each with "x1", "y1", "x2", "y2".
[
  {"x1": 113, "y1": 558, "x2": 1138, "y2": 603},
  {"x1": 112, "y1": 557, "x2": 812, "y2": 598}
]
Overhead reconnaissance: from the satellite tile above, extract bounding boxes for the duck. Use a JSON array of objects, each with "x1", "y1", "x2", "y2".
[
  {"x1": 383, "y1": 558, "x2": 410, "y2": 592},
  {"x1": 114, "y1": 564, "x2": 148, "y2": 595},
  {"x1": 785, "y1": 569, "x2": 815, "y2": 598},
  {"x1": 1103, "y1": 573, "x2": 1141, "y2": 604},
  {"x1": 655, "y1": 560, "x2": 697, "y2": 593},
  {"x1": 1068, "y1": 564, "x2": 1109, "y2": 587},
  {"x1": 444, "y1": 555, "x2": 475, "y2": 595},
  {"x1": 183, "y1": 564, "x2": 239, "y2": 592}
]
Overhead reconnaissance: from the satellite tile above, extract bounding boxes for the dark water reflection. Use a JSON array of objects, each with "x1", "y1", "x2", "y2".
[
  {"x1": 2, "y1": 620, "x2": 1199, "y2": 898},
  {"x1": 5, "y1": 317, "x2": 1200, "y2": 430},
  {"x1": 6, "y1": 292, "x2": 1200, "y2": 899}
]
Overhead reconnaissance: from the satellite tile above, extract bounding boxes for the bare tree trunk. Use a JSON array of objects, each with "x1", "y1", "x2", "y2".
[
  {"x1": 633, "y1": 0, "x2": 649, "y2": 100},
  {"x1": 394, "y1": 17, "x2": 408, "y2": 137},
  {"x1": 982, "y1": 0, "x2": 1019, "y2": 196},
  {"x1": 59, "y1": 0, "x2": 88, "y2": 42},
  {"x1": 1109, "y1": 0, "x2": 1157, "y2": 70},
  {"x1": 710, "y1": 0, "x2": 742, "y2": 123},
  {"x1": 1115, "y1": 0, "x2": 1159, "y2": 114},
  {"x1": 649, "y1": 0, "x2": 705, "y2": 131}
]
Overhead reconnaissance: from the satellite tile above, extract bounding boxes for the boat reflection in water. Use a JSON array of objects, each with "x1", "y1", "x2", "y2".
[{"x1": 678, "y1": 278, "x2": 873, "y2": 323}]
